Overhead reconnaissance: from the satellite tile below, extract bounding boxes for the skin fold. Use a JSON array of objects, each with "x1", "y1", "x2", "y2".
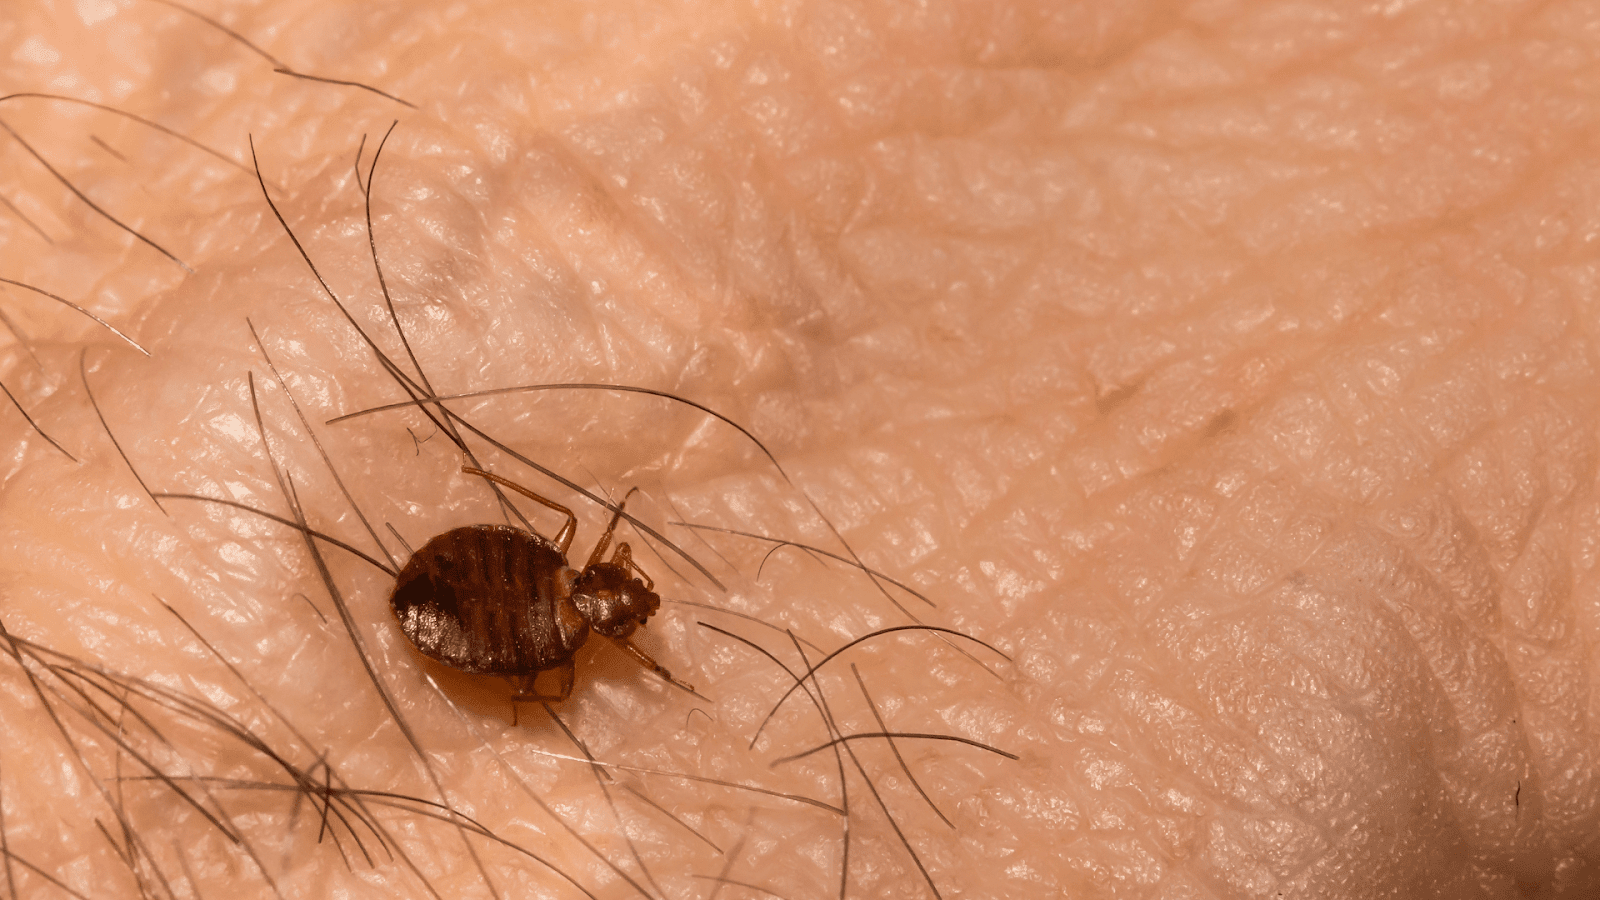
[{"x1": 2, "y1": 0, "x2": 1598, "y2": 897}]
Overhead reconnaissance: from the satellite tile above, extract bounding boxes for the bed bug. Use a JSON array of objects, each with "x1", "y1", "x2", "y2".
[{"x1": 389, "y1": 466, "x2": 694, "y2": 704}]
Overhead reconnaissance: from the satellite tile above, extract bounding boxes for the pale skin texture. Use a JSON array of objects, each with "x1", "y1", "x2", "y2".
[{"x1": 2, "y1": 0, "x2": 1599, "y2": 898}]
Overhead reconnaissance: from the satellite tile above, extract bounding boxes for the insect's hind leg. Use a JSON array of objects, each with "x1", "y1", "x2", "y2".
[
  {"x1": 508, "y1": 661, "x2": 577, "y2": 713},
  {"x1": 462, "y1": 466, "x2": 578, "y2": 554}
]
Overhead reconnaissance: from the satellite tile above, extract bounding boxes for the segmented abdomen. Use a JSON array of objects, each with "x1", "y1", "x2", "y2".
[{"x1": 389, "y1": 525, "x2": 586, "y2": 675}]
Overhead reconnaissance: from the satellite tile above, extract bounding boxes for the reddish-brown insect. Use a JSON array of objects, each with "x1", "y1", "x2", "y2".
[{"x1": 389, "y1": 466, "x2": 693, "y2": 703}]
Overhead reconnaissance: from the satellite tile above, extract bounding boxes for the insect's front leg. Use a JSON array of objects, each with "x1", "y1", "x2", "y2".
[{"x1": 613, "y1": 638, "x2": 695, "y2": 695}]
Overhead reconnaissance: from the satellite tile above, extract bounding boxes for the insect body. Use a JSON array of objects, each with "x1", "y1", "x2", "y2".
[{"x1": 389, "y1": 467, "x2": 692, "y2": 703}]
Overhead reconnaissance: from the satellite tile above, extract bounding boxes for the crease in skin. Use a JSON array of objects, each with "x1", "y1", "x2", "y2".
[{"x1": 5, "y1": 0, "x2": 1600, "y2": 898}]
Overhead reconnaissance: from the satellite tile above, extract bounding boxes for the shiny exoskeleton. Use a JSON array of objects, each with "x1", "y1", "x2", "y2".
[{"x1": 389, "y1": 467, "x2": 692, "y2": 703}]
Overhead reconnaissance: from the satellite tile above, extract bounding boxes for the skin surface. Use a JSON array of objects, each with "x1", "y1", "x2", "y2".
[{"x1": 3, "y1": 0, "x2": 1600, "y2": 898}]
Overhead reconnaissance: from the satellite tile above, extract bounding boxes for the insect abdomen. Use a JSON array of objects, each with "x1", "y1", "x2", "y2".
[{"x1": 390, "y1": 524, "x2": 586, "y2": 674}]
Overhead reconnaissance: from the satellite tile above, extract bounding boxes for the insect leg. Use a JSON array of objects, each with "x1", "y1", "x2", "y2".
[
  {"x1": 612, "y1": 638, "x2": 695, "y2": 694},
  {"x1": 508, "y1": 661, "x2": 577, "y2": 703},
  {"x1": 585, "y1": 486, "x2": 640, "y2": 568},
  {"x1": 556, "y1": 660, "x2": 576, "y2": 701},
  {"x1": 462, "y1": 466, "x2": 578, "y2": 553}
]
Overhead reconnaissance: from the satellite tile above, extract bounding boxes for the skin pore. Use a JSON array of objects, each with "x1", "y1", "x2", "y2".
[{"x1": 3, "y1": 0, "x2": 1600, "y2": 897}]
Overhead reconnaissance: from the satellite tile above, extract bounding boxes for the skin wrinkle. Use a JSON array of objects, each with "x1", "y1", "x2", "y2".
[{"x1": 2, "y1": 0, "x2": 1600, "y2": 898}]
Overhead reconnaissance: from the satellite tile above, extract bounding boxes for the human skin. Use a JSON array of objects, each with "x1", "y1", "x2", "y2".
[{"x1": 3, "y1": 0, "x2": 1599, "y2": 897}]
